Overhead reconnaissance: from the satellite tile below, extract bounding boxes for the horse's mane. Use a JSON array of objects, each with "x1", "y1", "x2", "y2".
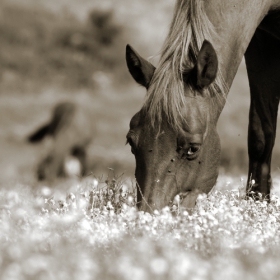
[{"x1": 142, "y1": 0, "x2": 227, "y2": 131}]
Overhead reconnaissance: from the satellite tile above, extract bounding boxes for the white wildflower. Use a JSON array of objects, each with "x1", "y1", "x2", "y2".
[{"x1": 150, "y1": 257, "x2": 169, "y2": 275}]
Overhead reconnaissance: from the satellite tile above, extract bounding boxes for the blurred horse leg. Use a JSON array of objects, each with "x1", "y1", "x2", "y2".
[
  {"x1": 37, "y1": 153, "x2": 65, "y2": 181},
  {"x1": 245, "y1": 28, "x2": 280, "y2": 199}
]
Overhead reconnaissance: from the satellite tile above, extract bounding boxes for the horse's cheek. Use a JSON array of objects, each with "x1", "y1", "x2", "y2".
[{"x1": 175, "y1": 159, "x2": 200, "y2": 191}]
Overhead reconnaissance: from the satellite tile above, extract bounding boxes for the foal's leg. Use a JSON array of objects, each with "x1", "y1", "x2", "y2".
[{"x1": 245, "y1": 29, "x2": 280, "y2": 199}]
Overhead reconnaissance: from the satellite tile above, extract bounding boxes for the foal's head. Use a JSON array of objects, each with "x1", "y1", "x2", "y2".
[{"x1": 126, "y1": 40, "x2": 222, "y2": 212}]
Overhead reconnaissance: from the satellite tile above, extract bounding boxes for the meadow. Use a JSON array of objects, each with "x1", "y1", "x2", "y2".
[
  {"x1": 1, "y1": 1, "x2": 280, "y2": 279},
  {"x1": 1, "y1": 176, "x2": 280, "y2": 280}
]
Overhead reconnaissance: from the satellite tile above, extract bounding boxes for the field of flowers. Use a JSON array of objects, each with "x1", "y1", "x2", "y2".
[
  {"x1": 1, "y1": 175, "x2": 280, "y2": 280},
  {"x1": 0, "y1": 2, "x2": 280, "y2": 279}
]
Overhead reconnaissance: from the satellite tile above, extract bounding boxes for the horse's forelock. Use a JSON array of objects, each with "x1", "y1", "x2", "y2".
[{"x1": 142, "y1": 0, "x2": 227, "y2": 132}]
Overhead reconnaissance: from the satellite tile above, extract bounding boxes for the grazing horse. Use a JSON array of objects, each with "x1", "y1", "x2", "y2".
[
  {"x1": 28, "y1": 102, "x2": 95, "y2": 181},
  {"x1": 126, "y1": 0, "x2": 280, "y2": 212}
]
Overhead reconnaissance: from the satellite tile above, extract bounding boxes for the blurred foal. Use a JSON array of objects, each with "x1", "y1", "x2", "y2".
[{"x1": 28, "y1": 102, "x2": 95, "y2": 181}]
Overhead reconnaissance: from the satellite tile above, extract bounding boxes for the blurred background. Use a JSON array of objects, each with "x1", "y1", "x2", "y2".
[{"x1": 1, "y1": 0, "x2": 280, "y2": 186}]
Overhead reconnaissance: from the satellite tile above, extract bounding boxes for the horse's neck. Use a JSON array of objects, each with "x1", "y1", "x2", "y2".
[
  {"x1": 205, "y1": 0, "x2": 275, "y2": 91},
  {"x1": 271, "y1": 0, "x2": 280, "y2": 9}
]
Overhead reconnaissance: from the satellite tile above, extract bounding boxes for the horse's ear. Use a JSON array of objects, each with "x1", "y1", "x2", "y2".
[
  {"x1": 195, "y1": 40, "x2": 218, "y2": 89},
  {"x1": 126, "y1": 45, "x2": 156, "y2": 89}
]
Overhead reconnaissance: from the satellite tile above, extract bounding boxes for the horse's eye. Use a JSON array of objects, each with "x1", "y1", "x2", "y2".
[
  {"x1": 187, "y1": 146, "x2": 200, "y2": 155},
  {"x1": 186, "y1": 144, "x2": 200, "y2": 160}
]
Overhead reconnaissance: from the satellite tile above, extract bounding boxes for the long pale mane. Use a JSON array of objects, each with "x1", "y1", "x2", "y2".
[{"x1": 143, "y1": 0, "x2": 226, "y2": 131}]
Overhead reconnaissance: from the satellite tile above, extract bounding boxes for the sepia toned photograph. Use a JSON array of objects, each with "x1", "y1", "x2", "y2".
[{"x1": 1, "y1": 0, "x2": 280, "y2": 279}]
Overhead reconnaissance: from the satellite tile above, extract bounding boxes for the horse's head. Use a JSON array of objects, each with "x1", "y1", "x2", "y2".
[{"x1": 126, "y1": 40, "x2": 222, "y2": 212}]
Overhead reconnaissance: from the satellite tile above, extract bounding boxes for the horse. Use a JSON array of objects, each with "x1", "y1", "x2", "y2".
[
  {"x1": 125, "y1": 0, "x2": 280, "y2": 212},
  {"x1": 28, "y1": 101, "x2": 95, "y2": 181}
]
